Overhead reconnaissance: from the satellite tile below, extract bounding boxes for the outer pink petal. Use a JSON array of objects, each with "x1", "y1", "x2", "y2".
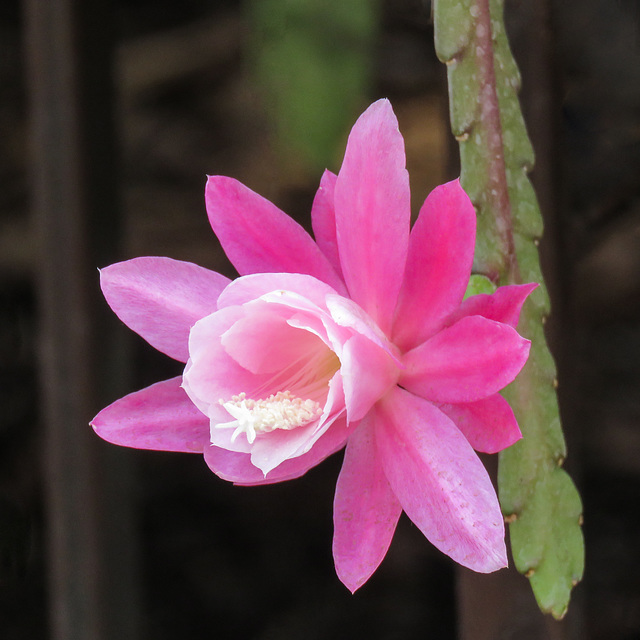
[
  {"x1": 333, "y1": 418, "x2": 402, "y2": 593},
  {"x1": 205, "y1": 176, "x2": 345, "y2": 293},
  {"x1": 447, "y1": 282, "x2": 538, "y2": 329},
  {"x1": 438, "y1": 394, "x2": 522, "y2": 454},
  {"x1": 91, "y1": 377, "x2": 209, "y2": 453},
  {"x1": 400, "y1": 315, "x2": 531, "y2": 403},
  {"x1": 334, "y1": 99, "x2": 410, "y2": 334},
  {"x1": 375, "y1": 387, "x2": 507, "y2": 572},
  {"x1": 311, "y1": 170, "x2": 343, "y2": 280},
  {"x1": 204, "y1": 416, "x2": 350, "y2": 486},
  {"x1": 100, "y1": 257, "x2": 230, "y2": 362},
  {"x1": 392, "y1": 179, "x2": 476, "y2": 351}
]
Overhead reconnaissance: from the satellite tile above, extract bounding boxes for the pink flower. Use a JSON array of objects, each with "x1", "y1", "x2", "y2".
[{"x1": 92, "y1": 99, "x2": 535, "y2": 591}]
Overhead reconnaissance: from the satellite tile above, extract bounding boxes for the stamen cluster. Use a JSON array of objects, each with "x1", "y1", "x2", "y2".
[{"x1": 217, "y1": 391, "x2": 323, "y2": 444}]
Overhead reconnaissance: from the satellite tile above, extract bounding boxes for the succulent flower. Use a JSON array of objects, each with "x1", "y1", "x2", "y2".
[{"x1": 92, "y1": 99, "x2": 535, "y2": 591}]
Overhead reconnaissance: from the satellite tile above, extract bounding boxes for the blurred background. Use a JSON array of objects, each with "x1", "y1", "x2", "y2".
[{"x1": 1, "y1": 0, "x2": 640, "y2": 638}]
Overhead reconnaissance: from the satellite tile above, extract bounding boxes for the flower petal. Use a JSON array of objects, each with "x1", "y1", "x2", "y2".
[
  {"x1": 184, "y1": 306, "x2": 275, "y2": 411},
  {"x1": 311, "y1": 170, "x2": 343, "y2": 280},
  {"x1": 100, "y1": 257, "x2": 230, "y2": 362},
  {"x1": 91, "y1": 377, "x2": 209, "y2": 453},
  {"x1": 392, "y1": 179, "x2": 476, "y2": 351},
  {"x1": 205, "y1": 176, "x2": 345, "y2": 292},
  {"x1": 333, "y1": 419, "x2": 402, "y2": 593},
  {"x1": 334, "y1": 99, "x2": 410, "y2": 334},
  {"x1": 216, "y1": 272, "x2": 337, "y2": 312},
  {"x1": 204, "y1": 416, "x2": 350, "y2": 485},
  {"x1": 400, "y1": 315, "x2": 531, "y2": 403},
  {"x1": 248, "y1": 373, "x2": 345, "y2": 474},
  {"x1": 375, "y1": 387, "x2": 507, "y2": 572},
  {"x1": 220, "y1": 303, "x2": 325, "y2": 375},
  {"x1": 448, "y1": 282, "x2": 538, "y2": 329},
  {"x1": 341, "y1": 334, "x2": 399, "y2": 422},
  {"x1": 438, "y1": 394, "x2": 522, "y2": 454}
]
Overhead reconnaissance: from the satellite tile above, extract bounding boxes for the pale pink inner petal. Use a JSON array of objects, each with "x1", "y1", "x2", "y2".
[
  {"x1": 100, "y1": 257, "x2": 230, "y2": 362},
  {"x1": 204, "y1": 416, "x2": 350, "y2": 485},
  {"x1": 400, "y1": 315, "x2": 531, "y2": 403},
  {"x1": 248, "y1": 372, "x2": 345, "y2": 475},
  {"x1": 333, "y1": 418, "x2": 402, "y2": 593},
  {"x1": 311, "y1": 170, "x2": 343, "y2": 280},
  {"x1": 221, "y1": 304, "x2": 324, "y2": 375},
  {"x1": 375, "y1": 387, "x2": 508, "y2": 573},
  {"x1": 205, "y1": 176, "x2": 345, "y2": 293},
  {"x1": 438, "y1": 394, "x2": 522, "y2": 454},
  {"x1": 325, "y1": 294, "x2": 401, "y2": 365},
  {"x1": 184, "y1": 306, "x2": 267, "y2": 406},
  {"x1": 340, "y1": 334, "x2": 399, "y2": 422},
  {"x1": 392, "y1": 179, "x2": 476, "y2": 351},
  {"x1": 447, "y1": 282, "x2": 538, "y2": 329},
  {"x1": 287, "y1": 312, "x2": 339, "y2": 354},
  {"x1": 248, "y1": 413, "x2": 328, "y2": 475},
  {"x1": 91, "y1": 377, "x2": 209, "y2": 453},
  {"x1": 216, "y1": 272, "x2": 338, "y2": 311},
  {"x1": 334, "y1": 99, "x2": 410, "y2": 334}
]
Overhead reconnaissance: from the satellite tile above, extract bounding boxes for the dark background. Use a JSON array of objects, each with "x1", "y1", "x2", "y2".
[{"x1": 1, "y1": 1, "x2": 640, "y2": 638}]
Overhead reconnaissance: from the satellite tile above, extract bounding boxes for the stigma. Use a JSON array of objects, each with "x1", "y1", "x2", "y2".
[{"x1": 215, "y1": 391, "x2": 323, "y2": 444}]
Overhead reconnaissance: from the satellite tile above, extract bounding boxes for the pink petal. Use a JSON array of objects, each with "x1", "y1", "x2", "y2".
[
  {"x1": 204, "y1": 416, "x2": 350, "y2": 485},
  {"x1": 333, "y1": 418, "x2": 402, "y2": 593},
  {"x1": 340, "y1": 334, "x2": 399, "y2": 422},
  {"x1": 216, "y1": 272, "x2": 337, "y2": 312},
  {"x1": 220, "y1": 304, "x2": 324, "y2": 375},
  {"x1": 249, "y1": 416, "x2": 329, "y2": 475},
  {"x1": 311, "y1": 170, "x2": 343, "y2": 280},
  {"x1": 184, "y1": 306, "x2": 275, "y2": 409},
  {"x1": 438, "y1": 394, "x2": 522, "y2": 454},
  {"x1": 375, "y1": 387, "x2": 508, "y2": 572},
  {"x1": 400, "y1": 315, "x2": 531, "y2": 403},
  {"x1": 325, "y1": 294, "x2": 402, "y2": 365},
  {"x1": 100, "y1": 257, "x2": 230, "y2": 362},
  {"x1": 447, "y1": 282, "x2": 538, "y2": 329},
  {"x1": 334, "y1": 99, "x2": 410, "y2": 334},
  {"x1": 392, "y1": 179, "x2": 476, "y2": 351},
  {"x1": 91, "y1": 377, "x2": 209, "y2": 453},
  {"x1": 248, "y1": 372, "x2": 346, "y2": 475},
  {"x1": 205, "y1": 176, "x2": 345, "y2": 293}
]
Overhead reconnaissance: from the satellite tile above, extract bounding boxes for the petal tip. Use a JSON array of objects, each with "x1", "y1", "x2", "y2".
[{"x1": 335, "y1": 565, "x2": 369, "y2": 594}]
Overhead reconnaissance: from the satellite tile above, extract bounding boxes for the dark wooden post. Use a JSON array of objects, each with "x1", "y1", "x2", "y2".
[{"x1": 23, "y1": 1, "x2": 140, "y2": 638}]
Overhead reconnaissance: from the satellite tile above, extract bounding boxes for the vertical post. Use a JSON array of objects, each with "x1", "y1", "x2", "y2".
[{"x1": 23, "y1": 0, "x2": 139, "y2": 638}]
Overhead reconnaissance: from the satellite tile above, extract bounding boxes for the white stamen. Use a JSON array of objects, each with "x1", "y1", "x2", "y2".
[{"x1": 215, "y1": 391, "x2": 323, "y2": 444}]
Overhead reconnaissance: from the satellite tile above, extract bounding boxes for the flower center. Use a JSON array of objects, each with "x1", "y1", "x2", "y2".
[{"x1": 216, "y1": 391, "x2": 323, "y2": 444}]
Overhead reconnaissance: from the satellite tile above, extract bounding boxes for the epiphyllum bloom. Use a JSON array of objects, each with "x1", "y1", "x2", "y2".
[{"x1": 92, "y1": 99, "x2": 536, "y2": 591}]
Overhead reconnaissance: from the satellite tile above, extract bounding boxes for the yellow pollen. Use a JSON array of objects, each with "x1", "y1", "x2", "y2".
[{"x1": 215, "y1": 391, "x2": 323, "y2": 444}]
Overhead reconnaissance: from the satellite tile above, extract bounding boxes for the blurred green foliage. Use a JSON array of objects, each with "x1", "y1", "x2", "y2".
[{"x1": 248, "y1": 0, "x2": 379, "y2": 170}]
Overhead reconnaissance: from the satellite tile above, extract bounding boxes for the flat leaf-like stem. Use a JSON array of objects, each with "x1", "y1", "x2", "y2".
[{"x1": 434, "y1": 0, "x2": 584, "y2": 619}]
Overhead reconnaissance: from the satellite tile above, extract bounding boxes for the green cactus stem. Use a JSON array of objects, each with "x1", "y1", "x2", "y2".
[{"x1": 434, "y1": 0, "x2": 584, "y2": 619}]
